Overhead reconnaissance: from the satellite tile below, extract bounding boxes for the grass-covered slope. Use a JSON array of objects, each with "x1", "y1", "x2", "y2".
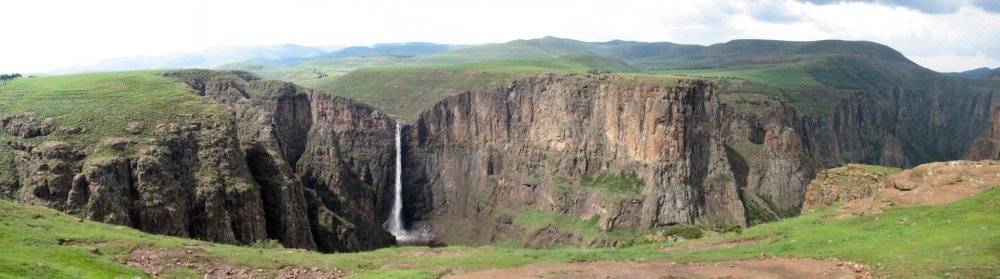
[
  {"x1": 0, "y1": 71, "x2": 231, "y2": 190},
  {"x1": 304, "y1": 55, "x2": 635, "y2": 120},
  {"x1": 219, "y1": 37, "x2": 644, "y2": 87},
  {"x1": 680, "y1": 187, "x2": 1000, "y2": 278},
  {"x1": 2, "y1": 182, "x2": 996, "y2": 278},
  {"x1": 224, "y1": 37, "x2": 1000, "y2": 118},
  {"x1": 0, "y1": 71, "x2": 228, "y2": 142}
]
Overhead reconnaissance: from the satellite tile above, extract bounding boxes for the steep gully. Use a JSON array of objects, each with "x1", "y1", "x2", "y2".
[{"x1": 4, "y1": 71, "x2": 999, "y2": 251}]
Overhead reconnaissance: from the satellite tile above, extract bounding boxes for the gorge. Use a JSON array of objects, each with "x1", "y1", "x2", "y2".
[
  {"x1": 5, "y1": 0, "x2": 1000, "y2": 274},
  {"x1": 1, "y1": 39, "x2": 999, "y2": 254}
]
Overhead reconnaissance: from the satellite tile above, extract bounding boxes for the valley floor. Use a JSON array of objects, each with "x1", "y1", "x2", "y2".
[{"x1": 2, "y1": 184, "x2": 998, "y2": 278}]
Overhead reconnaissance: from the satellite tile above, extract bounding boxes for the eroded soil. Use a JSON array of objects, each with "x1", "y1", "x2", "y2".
[
  {"x1": 445, "y1": 258, "x2": 870, "y2": 279},
  {"x1": 125, "y1": 245, "x2": 346, "y2": 279}
]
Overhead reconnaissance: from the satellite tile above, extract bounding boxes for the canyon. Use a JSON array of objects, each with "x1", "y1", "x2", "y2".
[
  {"x1": 2, "y1": 71, "x2": 398, "y2": 252},
  {"x1": 2, "y1": 67, "x2": 998, "y2": 251}
]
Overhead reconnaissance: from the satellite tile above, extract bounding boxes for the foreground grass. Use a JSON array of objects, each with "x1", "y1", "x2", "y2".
[
  {"x1": 2, "y1": 187, "x2": 997, "y2": 278},
  {"x1": 663, "y1": 187, "x2": 1000, "y2": 278}
]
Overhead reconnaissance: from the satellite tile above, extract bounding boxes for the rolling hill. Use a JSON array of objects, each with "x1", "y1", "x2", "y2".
[
  {"x1": 222, "y1": 37, "x2": 1000, "y2": 119},
  {"x1": 54, "y1": 45, "x2": 327, "y2": 74},
  {"x1": 947, "y1": 67, "x2": 1000, "y2": 79}
]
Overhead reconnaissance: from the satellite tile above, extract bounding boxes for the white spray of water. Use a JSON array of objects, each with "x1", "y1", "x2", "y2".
[
  {"x1": 389, "y1": 122, "x2": 407, "y2": 238},
  {"x1": 388, "y1": 122, "x2": 436, "y2": 244}
]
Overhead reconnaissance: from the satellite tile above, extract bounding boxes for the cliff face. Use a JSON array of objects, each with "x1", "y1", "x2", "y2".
[
  {"x1": 401, "y1": 74, "x2": 744, "y2": 245},
  {"x1": 4, "y1": 69, "x2": 997, "y2": 250},
  {"x1": 398, "y1": 74, "x2": 1000, "y2": 245},
  {"x1": 4, "y1": 71, "x2": 395, "y2": 252},
  {"x1": 965, "y1": 106, "x2": 1000, "y2": 160},
  {"x1": 171, "y1": 71, "x2": 397, "y2": 251},
  {"x1": 794, "y1": 89, "x2": 996, "y2": 167},
  {"x1": 13, "y1": 115, "x2": 270, "y2": 245},
  {"x1": 723, "y1": 88, "x2": 998, "y2": 222}
]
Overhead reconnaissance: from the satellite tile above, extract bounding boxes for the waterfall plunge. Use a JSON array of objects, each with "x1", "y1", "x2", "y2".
[
  {"x1": 388, "y1": 122, "x2": 436, "y2": 245},
  {"x1": 389, "y1": 122, "x2": 408, "y2": 239}
]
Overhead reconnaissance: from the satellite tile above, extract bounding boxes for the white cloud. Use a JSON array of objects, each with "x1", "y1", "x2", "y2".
[
  {"x1": 911, "y1": 52, "x2": 1000, "y2": 73},
  {"x1": 0, "y1": 0, "x2": 998, "y2": 73}
]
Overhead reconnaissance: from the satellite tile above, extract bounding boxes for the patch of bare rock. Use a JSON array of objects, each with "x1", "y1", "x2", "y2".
[
  {"x1": 125, "y1": 245, "x2": 346, "y2": 278},
  {"x1": 801, "y1": 164, "x2": 894, "y2": 214},
  {"x1": 802, "y1": 160, "x2": 1000, "y2": 216},
  {"x1": 444, "y1": 258, "x2": 870, "y2": 279},
  {"x1": 1, "y1": 112, "x2": 54, "y2": 138}
]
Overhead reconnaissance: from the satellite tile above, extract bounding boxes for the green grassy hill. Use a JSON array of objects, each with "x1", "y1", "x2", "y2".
[
  {"x1": 0, "y1": 72, "x2": 232, "y2": 190},
  {"x1": 302, "y1": 55, "x2": 636, "y2": 120},
  {"x1": 223, "y1": 37, "x2": 1000, "y2": 118},
  {"x1": 643, "y1": 39, "x2": 1000, "y2": 116},
  {"x1": 2, "y1": 181, "x2": 996, "y2": 278},
  {"x1": 0, "y1": 71, "x2": 228, "y2": 142},
  {"x1": 642, "y1": 39, "x2": 911, "y2": 69}
]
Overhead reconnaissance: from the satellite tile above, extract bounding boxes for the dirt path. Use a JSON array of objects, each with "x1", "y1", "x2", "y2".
[
  {"x1": 445, "y1": 258, "x2": 869, "y2": 279},
  {"x1": 660, "y1": 235, "x2": 779, "y2": 253},
  {"x1": 125, "y1": 245, "x2": 346, "y2": 278}
]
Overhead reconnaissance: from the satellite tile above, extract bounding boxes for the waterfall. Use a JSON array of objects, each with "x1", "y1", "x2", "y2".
[{"x1": 389, "y1": 122, "x2": 407, "y2": 238}]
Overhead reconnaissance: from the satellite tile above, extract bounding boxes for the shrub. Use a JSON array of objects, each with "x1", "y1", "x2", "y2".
[
  {"x1": 720, "y1": 224, "x2": 743, "y2": 234},
  {"x1": 250, "y1": 239, "x2": 284, "y2": 249}
]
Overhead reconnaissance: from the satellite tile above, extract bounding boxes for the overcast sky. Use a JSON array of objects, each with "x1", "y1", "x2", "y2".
[{"x1": 2, "y1": 0, "x2": 999, "y2": 73}]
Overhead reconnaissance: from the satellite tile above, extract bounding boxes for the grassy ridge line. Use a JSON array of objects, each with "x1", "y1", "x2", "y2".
[
  {"x1": 224, "y1": 54, "x2": 634, "y2": 90},
  {"x1": 310, "y1": 56, "x2": 644, "y2": 120},
  {"x1": 2, "y1": 185, "x2": 997, "y2": 278},
  {"x1": 221, "y1": 38, "x2": 957, "y2": 118},
  {"x1": 0, "y1": 71, "x2": 230, "y2": 143},
  {"x1": 0, "y1": 71, "x2": 234, "y2": 195}
]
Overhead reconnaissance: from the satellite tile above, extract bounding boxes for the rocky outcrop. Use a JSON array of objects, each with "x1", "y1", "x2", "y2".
[
  {"x1": 14, "y1": 116, "x2": 270, "y2": 245},
  {"x1": 800, "y1": 164, "x2": 897, "y2": 213},
  {"x1": 2, "y1": 112, "x2": 53, "y2": 138},
  {"x1": 3, "y1": 68, "x2": 998, "y2": 250},
  {"x1": 402, "y1": 74, "x2": 744, "y2": 245},
  {"x1": 169, "y1": 71, "x2": 396, "y2": 251},
  {"x1": 3, "y1": 70, "x2": 396, "y2": 252},
  {"x1": 795, "y1": 88, "x2": 997, "y2": 168},
  {"x1": 395, "y1": 73, "x2": 1000, "y2": 246},
  {"x1": 809, "y1": 160, "x2": 1000, "y2": 215},
  {"x1": 722, "y1": 87, "x2": 998, "y2": 222}
]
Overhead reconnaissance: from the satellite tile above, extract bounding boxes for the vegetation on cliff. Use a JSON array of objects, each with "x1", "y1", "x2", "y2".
[
  {"x1": 0, "y1": 71, "x2": 233, "y2": 198},
  {"x1": 2, "y1": 182, "x2": 996, "y2": 278},
  {"x1": 3, "y1": 35, "x2": 1000, "y2": 277}
]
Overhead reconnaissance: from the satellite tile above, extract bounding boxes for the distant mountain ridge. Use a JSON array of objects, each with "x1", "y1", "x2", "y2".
[
  {"x1": 946, "y1": 67, "x2": 1000, "y2": 79},
  {"x1": 53, "y1": 42, "x2": 459, "y2": 74},
  {"x1": 256, "y1": 42, "x2": 459, "y2": 66},
  {"x1": 54, "y1": 36, "x2": 994, "y2": 76},
  {"x1": 53, "y1": 44, "x2": 327, "y2": 74}
]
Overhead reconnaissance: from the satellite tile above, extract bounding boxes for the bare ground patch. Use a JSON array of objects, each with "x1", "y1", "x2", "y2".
[
  {"x1": 125, "y1": 245, "x2": 347, "y2": 278},
  {"x1": 444, "y1": 258, "x2": 870, "y2": 279},
  {"x1": 660, "y1": 234, "x2": 780, "y2": 253}
]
